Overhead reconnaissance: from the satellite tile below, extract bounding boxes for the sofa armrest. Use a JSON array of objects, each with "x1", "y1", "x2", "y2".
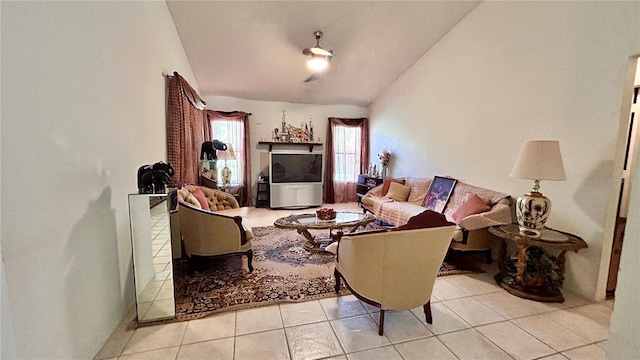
[
  {"x1": 457, "y1": 203, "x2": 512, "y2": 231},
  {"x1": 361, "y1": 185, "x2": 386, "y2": 212},
  {"x1": 364, "y1": 184, "x2": 383, "y2": 198},
  {"x1": 215, "y1": 206, "x2": 249, "y2": 218}
]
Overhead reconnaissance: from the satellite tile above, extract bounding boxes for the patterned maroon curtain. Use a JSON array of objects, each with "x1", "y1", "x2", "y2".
[
  {"x1": 323, "y1": 117, "x2": 369, "y2": 203},
  {"x1": 166, "y1": 72, "x2": 207, "y2": 186},
  {"x1": 206, "y1": 110, "x2": 252, "y2": 206}
]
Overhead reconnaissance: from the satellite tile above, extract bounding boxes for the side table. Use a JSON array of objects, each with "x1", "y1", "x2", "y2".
[
  {"x1": 256, "y1": 180, "x2": 270, "y2": 208},
  {"x1": 356, "y1": 174, "x2": 383, "y2": 203},
  {"x1": 489, "y1": 224, "x2": 587, "y2": 302}
]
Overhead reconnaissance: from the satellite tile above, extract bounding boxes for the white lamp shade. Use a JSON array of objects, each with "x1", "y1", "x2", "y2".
[
  {"x1": 217, "y1": 144, "x2": 237, "y2": 161},
  {"x1": 510, "y1": 140, "x2": 566, "y2": 181}
]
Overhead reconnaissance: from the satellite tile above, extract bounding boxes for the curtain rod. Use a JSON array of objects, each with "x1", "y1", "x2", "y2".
[
  {"x1": 168, "y1": 71, "x2": 252, "y2": 115},
  {"x1": 210, "y1": 110, "x2": 253, "y2": 116},
  {"x1": 163, "y1": 71, "x2": 180, "y2": 78}
]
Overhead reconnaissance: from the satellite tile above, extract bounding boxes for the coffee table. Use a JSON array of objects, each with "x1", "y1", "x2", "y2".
[{"x1": 274, "y1": 212, "x2": 376, "y2": 253}]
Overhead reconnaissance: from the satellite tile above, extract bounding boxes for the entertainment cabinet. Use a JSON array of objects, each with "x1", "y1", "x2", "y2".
[
  {"x1": 270, "y1": 182, "x2": 323, "y2": 209},
  {"x1": 261, "y1": 142, "x2": 323, "y2": 209}
]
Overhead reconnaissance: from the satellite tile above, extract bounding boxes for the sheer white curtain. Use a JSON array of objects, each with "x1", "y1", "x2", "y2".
[
  {"x1": 211, "y1": 119, "x2": 244, "y2": 185},
  {"x1": 332, "y1": 124, "x2": 361, "y2": 202}
]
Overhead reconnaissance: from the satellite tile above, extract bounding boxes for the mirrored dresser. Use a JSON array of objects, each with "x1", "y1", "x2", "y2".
[{"x1": 128, "y1": 190, "x2": 177, "y2": 323}]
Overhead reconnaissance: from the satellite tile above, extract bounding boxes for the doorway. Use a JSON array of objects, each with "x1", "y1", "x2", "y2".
[{"x1": 607, "y1": 58, "x2": 640, "y2": 297}]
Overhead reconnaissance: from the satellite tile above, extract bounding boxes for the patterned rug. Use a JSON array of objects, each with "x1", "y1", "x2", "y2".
[{"x1": 172, "y1": 224, "x2": 483, "y2": 322}]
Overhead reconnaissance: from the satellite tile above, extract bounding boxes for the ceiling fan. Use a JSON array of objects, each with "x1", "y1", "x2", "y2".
[{"x1": 302, "y1": 30, "x2": 333, "y2": 83}]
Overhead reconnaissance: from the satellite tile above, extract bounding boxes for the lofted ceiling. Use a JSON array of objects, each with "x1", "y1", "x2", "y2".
[{"x1": 166, "y1": 1, "x2": 480, "y2": 107}]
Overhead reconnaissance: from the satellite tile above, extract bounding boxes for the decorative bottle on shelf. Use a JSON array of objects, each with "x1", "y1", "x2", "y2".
[
  {"x1": 381, "y1": 165, "x2": 388, "y2": 178},
  {"x1": 281, "y1": 110, "x2": 287, "y2": 142},
  {"x1": 309, "y1": 117, "x2": 314, "y2": 142}
]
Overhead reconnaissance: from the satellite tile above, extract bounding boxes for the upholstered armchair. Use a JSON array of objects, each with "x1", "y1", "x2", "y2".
[
  {"x1": 176, "y1": 185, "x2": 254, "y2": 271},
  {"x1": 333, "y1": 211, "x2": 456, "y2": 336}
]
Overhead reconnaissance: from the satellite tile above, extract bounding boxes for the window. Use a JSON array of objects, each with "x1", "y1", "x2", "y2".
[
  {"x1": 324, "y1": 117, "x2": 368, "y2": 204},
  {"x1": 333, "y1": 125, "x2": 361, "y2": 182},
  {"x1": 210, "y1": 119, "x2": 244, "y2": 185}
]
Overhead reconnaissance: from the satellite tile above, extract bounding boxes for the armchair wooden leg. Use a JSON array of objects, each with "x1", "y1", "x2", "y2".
[
  {"x1": 334, "y1": 268, "x2": 341, "y2": 293},
  {"x1": 246, "y1": 249, "x2": 254, "y2": 272},
  {"x1": 187, "y1": 255, "x2": 204, "y2": 274},
  {"x1": 378, "y1": 309, "x2": 385, "y2": 336},
  {"x1": 424, "y1": 301, "x2": 433, "y2": 324}
]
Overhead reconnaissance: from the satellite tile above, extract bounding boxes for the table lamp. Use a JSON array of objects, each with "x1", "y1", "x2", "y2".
[
  {"x1": 510, "y1": 140, "x2": 566, "y2": 237},
  {"x1": 218, "y1": 144, "x2": 236, "y2": 187}
]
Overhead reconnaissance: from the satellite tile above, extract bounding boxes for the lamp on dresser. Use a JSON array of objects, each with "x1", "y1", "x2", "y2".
[
  {"x1": 510, "y1": 140, "x2": 566, "y2": 237},
  {"x1": 218, "y1": 143, "x2": 236, "y2": 187}
]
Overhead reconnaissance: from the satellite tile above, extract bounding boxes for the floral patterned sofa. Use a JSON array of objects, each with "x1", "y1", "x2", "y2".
[{"x1": 361, "y1": 177, "x2": 512, "y2": 262}]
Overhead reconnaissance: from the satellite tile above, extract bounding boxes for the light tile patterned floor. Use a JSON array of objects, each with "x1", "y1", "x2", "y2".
[{"x1": 97, "y1": 203, "x2": 614, "y2": 360}]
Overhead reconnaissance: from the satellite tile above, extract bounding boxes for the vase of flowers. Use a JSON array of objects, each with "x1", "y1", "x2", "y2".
[{"x1": 378, "y1": 148, "x2": 391, "y2": 178}]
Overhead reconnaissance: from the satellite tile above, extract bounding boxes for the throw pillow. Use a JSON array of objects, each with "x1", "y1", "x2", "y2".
[
  {"x1": 385, "y1": 182, "x2": 411, "y2": 202},
  {"x1": 381, "y1": 178, "x2": 406, "y2": 196},
  {"x1": 191, "y1": 187, "x2": 211, "y2": 211},
  {"x1": 183, "y1": 193, "x2": 202, "y2": 209},
  {"x1": 452, "y1": 193, "x2": 491, "y2": 224}
]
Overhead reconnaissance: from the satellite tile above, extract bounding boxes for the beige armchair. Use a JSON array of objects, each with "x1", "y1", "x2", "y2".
[
  {"x1": 176, "y1": 186, "x2": 254, "y2": 271},
  {"x1": 333, "y1": 211, "x2": 456, "y2": 336}
]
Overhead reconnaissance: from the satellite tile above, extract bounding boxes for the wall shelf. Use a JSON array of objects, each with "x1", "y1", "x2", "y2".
[{"x1": 258, "y1": 141, "x2": 322, "y2": 152}]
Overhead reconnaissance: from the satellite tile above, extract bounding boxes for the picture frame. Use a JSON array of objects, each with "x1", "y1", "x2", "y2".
[{"x1": 423, "y1": 176, "x2": 458, "y2": 213}]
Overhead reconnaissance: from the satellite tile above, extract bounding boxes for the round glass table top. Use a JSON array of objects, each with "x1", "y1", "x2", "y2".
[{"x1": 274, "y1": 212, "x2": 375, "y2": 230}]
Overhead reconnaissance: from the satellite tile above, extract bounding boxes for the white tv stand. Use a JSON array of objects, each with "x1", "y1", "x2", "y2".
[
  {"x1": 261, "y1": 142, "x2": 324, "y2": 209},
  {"x1": 269, "y1": 182, "x2": 322, "y2": 209}
]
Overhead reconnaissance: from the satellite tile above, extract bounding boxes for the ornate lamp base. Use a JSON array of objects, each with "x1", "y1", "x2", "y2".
[
  {"x1": 515, "y1": 191, "x2": 551, "y2": 238},
  {"x1": 221, "y1": 166, "x2": 232, "y2": 187}
]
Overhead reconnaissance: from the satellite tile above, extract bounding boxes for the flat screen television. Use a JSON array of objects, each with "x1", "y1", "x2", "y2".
[{"x1": 270, "y1": 152, "x2": 323, "y2": 183}]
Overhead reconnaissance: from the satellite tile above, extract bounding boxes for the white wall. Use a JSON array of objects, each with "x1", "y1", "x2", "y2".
[
  {"x1": 1, "y1": 2, "x2": 196, "y2": 358},
  {"x1": 369, "y1": 1, "x2": 640, "y2": 301},
  {"x1": 201, "y1": 95, "x2": 367, "y2": 202}
]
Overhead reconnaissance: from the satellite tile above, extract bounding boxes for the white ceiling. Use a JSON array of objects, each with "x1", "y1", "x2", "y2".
[{"x1": 166, "y1": 1, "x2": 480, "y2": 107}]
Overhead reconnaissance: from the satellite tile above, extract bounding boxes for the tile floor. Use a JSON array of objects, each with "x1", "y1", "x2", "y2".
[{"x1": 97, "y1": 202, "x2": 614, "y2": 360}]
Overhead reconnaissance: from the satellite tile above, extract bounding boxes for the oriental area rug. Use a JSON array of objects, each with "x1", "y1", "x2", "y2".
[{"x1": 171, "y1": 224, "x2": 483, "y2": 322}]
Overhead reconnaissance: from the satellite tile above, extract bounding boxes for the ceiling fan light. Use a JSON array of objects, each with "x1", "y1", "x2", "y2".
[{"x1": 307, "y1": 56, "x2": 329, "y2": 71}]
